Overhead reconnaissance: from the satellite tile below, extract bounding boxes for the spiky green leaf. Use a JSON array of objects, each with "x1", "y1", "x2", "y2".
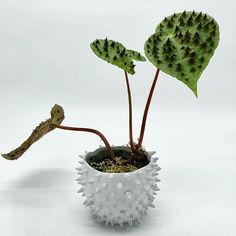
[
  {"x1": 90, "y1": 38, "x2": 145, "y2": 75},
  {"x1": 145, "y1": 11, "x2": 220, "y2": 96}
]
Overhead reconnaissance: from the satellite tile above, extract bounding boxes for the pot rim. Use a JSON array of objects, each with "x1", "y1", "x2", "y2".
[{"x1": 82, "y1": 145, "x2": 155, "y2": 176}]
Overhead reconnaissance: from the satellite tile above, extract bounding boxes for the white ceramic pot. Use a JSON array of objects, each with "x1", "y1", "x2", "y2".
[{"x1": 76, "y1": 146, "x2": 161, "y2": 226}]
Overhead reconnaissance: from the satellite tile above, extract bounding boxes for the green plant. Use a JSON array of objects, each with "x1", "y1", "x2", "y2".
[{"x1": 2, "y1": 11, "x2": 220, "y2": 168}]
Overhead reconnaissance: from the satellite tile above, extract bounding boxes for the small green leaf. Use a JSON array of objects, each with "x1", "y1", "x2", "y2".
[
  {"x1": 1, "y1": 104, "x2": 65, "y2": 160},
  {"x1": 144, "y1": 11, "x2": 220, "y2": 96},
  {"x1": 90, "y1": 38, "x2": 145, "y2": 75}
]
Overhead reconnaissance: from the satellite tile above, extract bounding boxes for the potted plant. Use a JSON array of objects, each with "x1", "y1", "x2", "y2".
[{"x1": 2, "y1": 11, "x2": 219, "y2": 226}]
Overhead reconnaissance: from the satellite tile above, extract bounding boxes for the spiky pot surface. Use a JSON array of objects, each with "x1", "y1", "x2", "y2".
[{"x1": 76, "y1": 146, "x2": 161, "y2": 226}]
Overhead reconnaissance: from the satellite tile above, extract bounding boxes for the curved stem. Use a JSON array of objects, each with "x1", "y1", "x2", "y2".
[
  {"x1": 52, "y1": 124, "x2": 115, "y2": 159},
  {"x1": 136, "y1": 68, "x2": 160, "y2": 149},
  {"x1": 124, "y1": 70, "x2": 135, "y2": 151}
]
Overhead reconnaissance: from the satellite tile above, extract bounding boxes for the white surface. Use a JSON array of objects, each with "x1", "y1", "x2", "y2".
[
  {"x1": 0, "y1": 0, "x2": 236, "y2": 235},
  {"x1": 0, "y1": 109, "x2": 235, "y2": 235}
]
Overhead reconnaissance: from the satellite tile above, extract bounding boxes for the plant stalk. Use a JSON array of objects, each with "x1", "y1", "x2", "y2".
[
  {"x1": 136, "y1": 68, "x2": 160, "y2": 149},
  {"x1": 124, "y1": 70, "x2": 135, "y2": 151},
  {"x1": 52, "y1": 124, "x2": 115, "y2": 159}
]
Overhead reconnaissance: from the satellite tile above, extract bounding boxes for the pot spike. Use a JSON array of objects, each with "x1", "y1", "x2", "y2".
[
  {"x1": 77, "y1": 180, "x2": 86, "y2": 185},
  {"x1": 86, "y1": 201, "x2": 94, "y2": 207},
  {"x1": 78, "y1": 154, "x2": 84, "y2": 159},
  {"x1": 152, "y1": 171, "x2": 159, "y2": 176},
  {"x1": 95, "y1": 173, "x2": 101, "y2": 178},
  {"x1": 153, "y1": 185, "x2": 160, "y2": 191},
  {"x1": 128, "y1": 219, "x2": 133, "y2": 226},
  {"x1": 83, "y1": 199, "x2": 94, "y2": 206},
  {"x1": 152, "y1": 156, "x2": 159, "y2": 162},
  {"x1": 136, "y1": 215, "x2": 141, "y2": 224},
  {"x1": 109, "y1": 174, "x2": 114, "y2": 179},
  {"x1": 143, "y1": 210, "x2": 148, "y2": 216},
  {"x1": 87, "y1": 179, "x2": 94, "y2": 184},
  {"x1": 148, "y1": 195, "x2": 155, "y2": 201},
  {"x1": 148, "y1": 202, "x2": 155, "y2": 208},
  {"x1": 105, "y1": 219, "x2": 109, "y2": 226},
  {"x1": 147, "y1": 176, "x2": 154, "y2": 181},
  {"x1": 125, "y1": 173, "x2": 131, "y2": 178},
  {"x1": 97, "y1": 216, "x2": 102, "y2": 223},
  {"x1": 138, "y1": 170, "x2": 144, "y2": 175},
  {"x1": 152, "y1": 183, "x2": 158, "y2": 189},
  {"x1": 93, "y1": 206, "x2": 101, "y2": 214},
  {"x1": 76, "y1": 177, "x2": 82, "y2": 181},
  {"x1": 139, "y1": 199, "x2": 145, "y2": 207},
  {"x1": 151, "y1": 163, "x2": 158, "y2": 168},
  {"x1": 119, "y1": 222, "x2": 124, "y2": 227},
  {"x1": 153, "y1": 166, "x2": 161, "y2": 172},
  {"x1": 76, "y1": 167, "x2": 83, "y2": 171},
  {"x1": 95, "y1": 187, "x2": 101, "y2": 193},
  {"x1": 78, "y1": 160, "x2": 84, "y2": 165},
  {"x1": 126, "y1": 192, "x2": 132, "y2": 200},
  {"x1": 154, "y1": 177, "x2": 161, "y2": 182},
  {"x1": 117, "y1": 182, "x2": 123, "y2": 189},
  {"x1": 77, "y1": 187, "x2": 84, "y2": 193},
  {"x1": 77, "y1": 169, "x2": 88, "y2": 174},
  {"x1": 110, "y1": 219, "x2": 114, "y2": 226}
]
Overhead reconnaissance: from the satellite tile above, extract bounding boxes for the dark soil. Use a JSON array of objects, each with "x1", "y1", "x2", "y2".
[{"x1": 87, "y1": 148, "x2": 149, "y2": 173}]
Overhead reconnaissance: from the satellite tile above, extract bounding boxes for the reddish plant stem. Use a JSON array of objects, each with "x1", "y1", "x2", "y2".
[
  {"x1": 52, "y1": 124, "x2": 115, "y2": 159},
  {"x1": 124, "y1": 70, "x2": 135, "y2": 151},
  {"x1": 136, "y1": 68, "x2": 160, "y2": 149}
]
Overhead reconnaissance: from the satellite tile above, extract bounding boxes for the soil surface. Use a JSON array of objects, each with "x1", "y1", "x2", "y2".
[{"x1": 88, "y1": 148, "x2": 149, "y2": 173}]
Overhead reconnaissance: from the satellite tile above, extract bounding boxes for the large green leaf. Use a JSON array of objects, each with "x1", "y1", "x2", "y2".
[
  {"x1": 90, "y1": 38, "x2": 146, "y2": 75},
  {"x1": 145, "y1": 11, "x2": 220, "y2": 96}
]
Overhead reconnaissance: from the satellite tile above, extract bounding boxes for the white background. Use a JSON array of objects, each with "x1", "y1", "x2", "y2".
[{"x1": 0, "y1": 0, "x2": 235, "y2": 235}]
